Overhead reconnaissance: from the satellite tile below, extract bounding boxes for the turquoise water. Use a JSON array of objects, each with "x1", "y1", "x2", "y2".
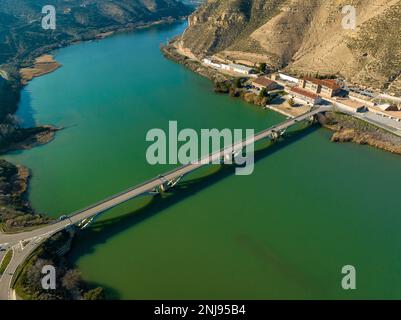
[{"x1": 4, "y1": 22, "x2": 401, "y2": 299}]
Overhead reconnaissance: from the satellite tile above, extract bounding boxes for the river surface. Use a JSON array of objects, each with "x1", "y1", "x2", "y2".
[{"x1": 4, "y1": 22, "x2": 401, "y2": 299}]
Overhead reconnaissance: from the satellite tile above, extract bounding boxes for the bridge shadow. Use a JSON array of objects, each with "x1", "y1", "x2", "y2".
[{"x1": 69, "y1": 123, "x2": 321, "y2": 266}]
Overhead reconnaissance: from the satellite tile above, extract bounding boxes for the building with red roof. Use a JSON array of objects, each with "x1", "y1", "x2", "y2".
[
  {"x1": 299, "y1": 77, "x2": 341, "y2": 97},
  {"x1": 290, "y1": 87, "x2": 322, "y2": 105},
  {"x1": 252, "y1": 76, "x2": 280, "y2": 91}
]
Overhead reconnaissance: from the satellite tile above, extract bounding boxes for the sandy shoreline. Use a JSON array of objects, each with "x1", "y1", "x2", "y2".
[{"x1": 19, "y1": 55, "x2": 61, "y2": 85}]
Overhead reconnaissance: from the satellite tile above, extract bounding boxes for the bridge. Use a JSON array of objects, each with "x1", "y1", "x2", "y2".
[{"x1": 0, "y1": 106, "x2": 328, "y2": 300}]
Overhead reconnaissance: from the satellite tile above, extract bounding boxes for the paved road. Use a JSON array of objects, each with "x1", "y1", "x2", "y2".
[
  {"x1": 0, "y1": 242, "x2": 41, "y2": 300},
  {"x1": 0, "y1": 106, "x2": 328, "y2": 300},
  {"x1": 362, "y1": 112, "x2": 401, "y2": 133},
  {"x1": 337, "y1": 108, "x2": 401, "y2": 137},
  {"x1": 0, "y1": 249, "x2": 16, "y2": 300}
]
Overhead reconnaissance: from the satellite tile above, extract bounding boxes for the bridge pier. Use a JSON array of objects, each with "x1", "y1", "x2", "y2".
[
  {"x1": 78, "y1": 215, "x2": 99, "y2": 229},
  {"x1": 77, "y1": 174, "x2": 190, "y2": 228},
  {"x1": 221, "y1": 148, "x2": 243, "y2": 165},
  {"x1": 149, "y1": 175, "x2": 185, "y2": 195},
  {"x1": 269, "y1": 129, "x2": 286, "y2": 141},
  {"x1": 307, "y1": 114, "x2": 319, "y2": 124}
]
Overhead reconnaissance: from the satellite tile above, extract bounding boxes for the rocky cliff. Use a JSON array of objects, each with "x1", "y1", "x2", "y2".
[{"x1": 178, "y1": 0, "x2": 401, "y2": 94}]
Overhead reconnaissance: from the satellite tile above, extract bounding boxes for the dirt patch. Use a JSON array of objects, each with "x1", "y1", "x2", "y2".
[
  {"x1": 268, "y1": 98, "x2": 312, "y2": 117},
  {"x1": 20, "y1": 55, "x2": 61, "y2": 85}
]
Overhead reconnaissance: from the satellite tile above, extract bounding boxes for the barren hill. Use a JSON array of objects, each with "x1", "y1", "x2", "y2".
[{"x1": 178, "y1": 0, "x2": 401, "y2": 94}]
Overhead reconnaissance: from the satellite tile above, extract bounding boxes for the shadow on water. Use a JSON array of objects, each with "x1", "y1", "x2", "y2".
[{"x1": 69, "y1": 124, "x2": 320, "y2": 261}]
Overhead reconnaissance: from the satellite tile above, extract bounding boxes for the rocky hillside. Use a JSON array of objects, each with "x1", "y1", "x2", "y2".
[
  {"x1": 0, "y1": 0, "x2": 191, "y2": 67},
  {"x1": 178, "y1": 0, "x2": 401, "y2": 94}
]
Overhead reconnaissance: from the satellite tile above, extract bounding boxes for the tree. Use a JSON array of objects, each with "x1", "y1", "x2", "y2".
[
  {"x1": 259, "y1": 88, "x2": 267, "y2": 97},
  {"x1": 62, "y1": 269, "x2": 82, "y2": 291},
  {"x1": 83, "y1": 287, "x2": 105, "y2": 300},
  {"x1": 264, "y1": 95, "x2": 273, "y2": 105},
  {"x1": 288, "y1": 98, "x2": 296, "y2": 107},
  {"x1": 233, "y1": 77, "x2": 242, "y2": 89},
  {"x1": 214, "y1": 81, "x2": 230, "y2": 93},
  {"x1": 258, "y1": 63, "x2": 267, "y2": 73},
  {"x1": 26, "y1": 258, "x2": 53, "y2": 292}
]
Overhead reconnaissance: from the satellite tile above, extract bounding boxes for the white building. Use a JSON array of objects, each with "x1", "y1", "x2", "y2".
[
  {"x1": 202, "y1": 58, "x2": 222, "y2": 69},
  {"x1": 228, "y1": 63, "x2": 254, "y2": 75},
  {"x1": 334, "y1": 99, "x2": 368, "y2": 113},
  {"x1": 205, "y1": 60, "x2": 255, "y2": 75},
  {"x1": 220, "y1": 64, "x2": 231, "y2": 71},
  {"x1": 278, "y1": 73, "x2": 299, "y2": 84}
]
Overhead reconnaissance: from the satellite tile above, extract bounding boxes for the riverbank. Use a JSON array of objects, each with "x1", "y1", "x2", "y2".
[
  {"x1": 0, "y1": 125, "x2": 61, "y2": 154},
  {"x1": 320, "y1": 111, "x2": 401, "y2": 155},
  {"x1": 162, "y1": 40, "x2": 401, "y2": 156},
  {"x1": 162, "y1": 40, "x2": 311, "y2": 119},
  {"x1": 161, "y1": 40, "x2": 229, "y2": 83},
  {"x1": 0, "y1": 160, "x2": 52, "y2": 233}
]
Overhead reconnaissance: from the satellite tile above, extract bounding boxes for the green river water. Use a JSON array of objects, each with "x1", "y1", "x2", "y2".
[{"x1": 4, "y1": 22, "x2": 401, "y2": 299}]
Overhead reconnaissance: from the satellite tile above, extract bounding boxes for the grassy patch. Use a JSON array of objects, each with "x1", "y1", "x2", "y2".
[{"x1": 0, "y1": 249, "x2": 13, "y2": 275}]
